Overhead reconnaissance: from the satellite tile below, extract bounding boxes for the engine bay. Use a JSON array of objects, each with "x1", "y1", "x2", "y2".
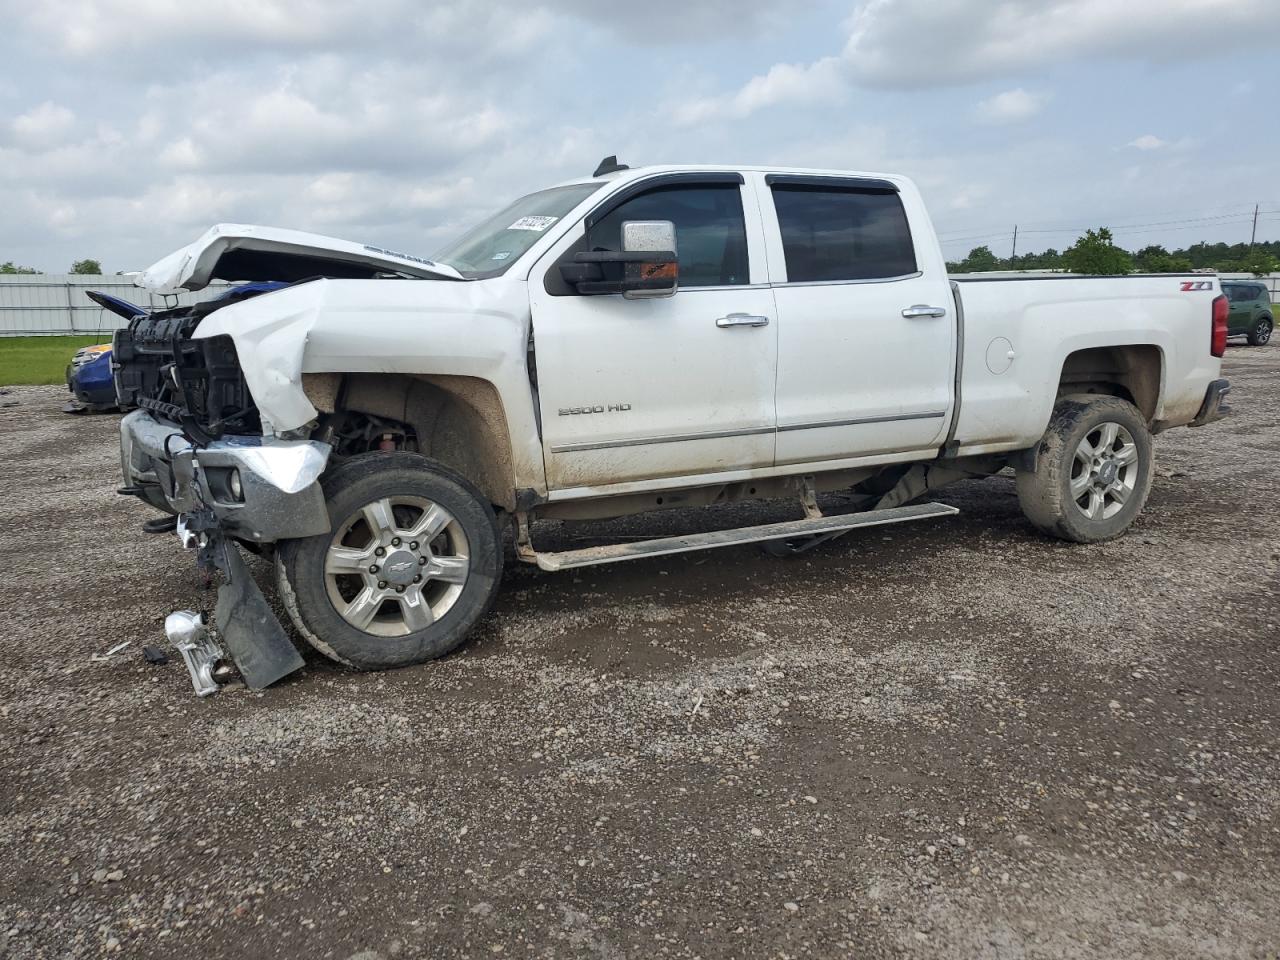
[{"x1": 112, "y1": 283, "x2": 290, "y2": 443}]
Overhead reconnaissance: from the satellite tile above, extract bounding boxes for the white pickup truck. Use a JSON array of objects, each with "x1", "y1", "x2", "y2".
[{"x1": 112, "y1": 159, "x2": 1231, "y2": 693}]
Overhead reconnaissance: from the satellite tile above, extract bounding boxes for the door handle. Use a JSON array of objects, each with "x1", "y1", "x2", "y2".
[
  {"x1": 717, "y1": 313, "x2": 770, "y2": 328},
  {"x1": 902, "y1": 304, "x2": 947, "y2": 319}
]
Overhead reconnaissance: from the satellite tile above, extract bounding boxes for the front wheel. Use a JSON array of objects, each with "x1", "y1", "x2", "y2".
[
  {"x1": 276, "y1": 452, "x2": 503, "y2": 669},
  {"x1": 1247, "y1": 316, "x2": 1272, "y2": 346},
  {"x1": 1015, "y1": 395, "x2": 1153, "y2": 544}
]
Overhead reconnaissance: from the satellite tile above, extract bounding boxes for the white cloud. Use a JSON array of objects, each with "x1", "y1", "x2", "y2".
[
  {"x1": 8, "y1": 101, "x2": 76, "y2": 150},
  {"x1": 976, "y1": 88, "x2": 1046, "y2": 124},
  {"x1": 1126, "y1": 134, "x2": 1167, "y2": 151},
  {"x1": 20, "y1": 0, "x2": 556, "y2": 57},
  {"x1": 675, "y1": 58, "x2": 843, "y2": 126},
  {"x1": 661, "y1": 0, "x2": 1280, "y2": 132},
  {"x1": 841, "y1": 0, "x2": 1280, "y2": 88},
  {"x1": 0, "y1": 1, "x2": 1275, "y2": 273}
]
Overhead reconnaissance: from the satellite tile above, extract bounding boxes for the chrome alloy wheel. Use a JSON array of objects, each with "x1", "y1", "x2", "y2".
[
  {"x1": 324, "y1": 496, "x2": 470, "y2": 636},
  {"x1": 1070, "y1": 421, "x2": 1139, "y2": 521},
  {"x1": 1256, "y1": 319, "x2": 1272, "y2": 344}
]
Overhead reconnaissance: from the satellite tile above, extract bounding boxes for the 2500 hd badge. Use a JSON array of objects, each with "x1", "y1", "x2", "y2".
[{"x1": 559, "y1": 403, "x2": 632, "y2": 415}]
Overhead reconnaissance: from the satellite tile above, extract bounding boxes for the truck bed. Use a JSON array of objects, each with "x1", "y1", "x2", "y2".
[{"x1": 949, "y1": 274, "x2": 1221, "y2": 455}]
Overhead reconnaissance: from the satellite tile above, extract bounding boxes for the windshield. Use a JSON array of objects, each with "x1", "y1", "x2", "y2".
[{"x1": 434, "y1": 183, "x2": 605, "y2": 279}]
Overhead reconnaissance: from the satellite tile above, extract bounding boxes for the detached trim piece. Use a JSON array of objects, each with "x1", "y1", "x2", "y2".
[
  {"x1": 777, "y1": 410, "x2": 945, "y2": 432},
  {"x1": 550, "y1": 410, "x2": 947, "y2": 454},
  {"x1": 764, "y1": 174, "x2": 899, "y2": 193},
  {"x1": 551, "y1": 424, "x2": 773, "y2": 454}
]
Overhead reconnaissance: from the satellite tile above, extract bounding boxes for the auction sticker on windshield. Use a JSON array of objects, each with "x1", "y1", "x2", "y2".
[{"x1": 508, "y1": 216, "x2": 558, "y2": 232}]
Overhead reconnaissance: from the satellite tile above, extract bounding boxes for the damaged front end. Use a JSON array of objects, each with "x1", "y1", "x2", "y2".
[
  {"x1": 116, "y1": 223, "x2": 468, "y2": 695},
  {"x1": 120, "y1": 407, "x2": 328, "y2": 690},
  {"x1": 116, "y1": 284, "x2": 330, "y2": 693}
]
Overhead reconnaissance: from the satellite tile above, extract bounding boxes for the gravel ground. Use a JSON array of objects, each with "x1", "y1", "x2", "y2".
[{"x1": 1, "y1": 349, "x2": 1277, "y2": 960}]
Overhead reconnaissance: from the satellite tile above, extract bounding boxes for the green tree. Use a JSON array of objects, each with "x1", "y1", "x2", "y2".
[
  {"x1": 1230, "y1": 248, "x2": 1279, "y2": 277},
  {"x1": 1, "y1": 261, "x2": 39, "y2": 274},
  {"x1": 70, "y1": 258, "x2": 103, "y2": 274},
  {"x1": 958, "y1": 245, "x2": 1001, "y2": 273},
  {"x1": 1063, "y1": 228, "x2": 1132, "y2": 276},
  {"x1": 1133, "y1": 245, "x2": 1193, "y2": 273}
]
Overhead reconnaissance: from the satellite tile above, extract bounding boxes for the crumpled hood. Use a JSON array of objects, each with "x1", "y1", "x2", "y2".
[
  {"x1": 135, "y1": 223, "x2": 463, "y2": 292},
  {"x1": 190, "y1": 276, "x2": 533, "y2": 435}
]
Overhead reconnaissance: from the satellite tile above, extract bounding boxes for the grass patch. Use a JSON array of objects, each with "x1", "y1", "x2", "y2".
[{"x1": 0, "y1": 335, "x2": 107, "y2": 386}]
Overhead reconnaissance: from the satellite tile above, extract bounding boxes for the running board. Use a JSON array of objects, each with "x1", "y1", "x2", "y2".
[{"x1": 529, "y1": 501, "x2": 959, "y2": 572}]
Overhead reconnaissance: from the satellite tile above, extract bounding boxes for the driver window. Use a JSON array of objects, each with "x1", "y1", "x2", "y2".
[{"x1": 585, "y1": 184, "x2": 749, "y2": 287}]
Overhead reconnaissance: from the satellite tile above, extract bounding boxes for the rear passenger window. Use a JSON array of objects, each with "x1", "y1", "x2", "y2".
[{"x1": 771, "y1": 185, "x2": 917, "y2": 283}]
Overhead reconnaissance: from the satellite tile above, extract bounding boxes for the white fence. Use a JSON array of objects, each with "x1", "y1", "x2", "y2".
[
  {"x1": 1219, "y1": 272, "x2": 1279, "y2": 302},
  {"x1": 1, "y1": 271, "x2": 1276, "y2": 338},
  {"x1": 0, "y1": 275, "x2": 232, "y2": 337}
]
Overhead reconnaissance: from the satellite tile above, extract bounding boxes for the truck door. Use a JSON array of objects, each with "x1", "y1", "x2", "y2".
[
  {"x1": 757, "y1": 173, "x2": 956, "y2": 465},
  {"x1": 529, "y1": 174, "x2": 778, "y2": 492}
]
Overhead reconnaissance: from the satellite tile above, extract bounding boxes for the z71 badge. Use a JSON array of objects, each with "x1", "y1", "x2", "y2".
[{"x1": 1179, "y1": 280, "x2": 1213, "y2": 291}]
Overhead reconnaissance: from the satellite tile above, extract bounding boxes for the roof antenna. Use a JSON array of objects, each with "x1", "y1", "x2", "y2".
[{"x1": 593, "y1": 155, "x2": 629, "y2": 177}]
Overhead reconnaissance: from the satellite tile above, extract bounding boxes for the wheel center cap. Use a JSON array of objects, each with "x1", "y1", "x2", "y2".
[
  {"x1": 382, "y1": 550, "x2": 419, "y2": 586},
  {"x1": 1098, "y1": 460, "x2": 1119, "y2": 486}
]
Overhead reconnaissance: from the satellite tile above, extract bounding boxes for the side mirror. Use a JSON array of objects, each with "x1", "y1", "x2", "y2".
[{"x1": 559, "y1": 219, "x2": 678, "y2": 298}]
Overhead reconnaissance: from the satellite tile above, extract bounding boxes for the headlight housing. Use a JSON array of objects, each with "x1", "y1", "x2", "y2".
[{"x1": 71, "y1": 344, "x2": 111, "y2": 368}]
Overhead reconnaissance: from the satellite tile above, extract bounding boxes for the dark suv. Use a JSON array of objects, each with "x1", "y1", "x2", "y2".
[{"x1": 1222, "y1": 280, "x2": 1273, "y2": 346}]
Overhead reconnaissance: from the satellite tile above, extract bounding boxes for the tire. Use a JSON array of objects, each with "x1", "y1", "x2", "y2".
[
  {"x1": 1247, "y1": 316, "x2": 1272, "y2": 347},
  {"x1": 1015, "y1": 395, "x2": 1153, "y2": 544},
  {"x1": 275, "y1": 452, "x2": 503, "y2": 670}
]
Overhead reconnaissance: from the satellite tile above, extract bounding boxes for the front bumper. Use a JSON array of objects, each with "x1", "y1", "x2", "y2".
[
  {"x1": 119, "y1": 409, "x2": 332, "y2": 542},
  {"x1": 1189, "y1": 378, "x2": 1231, "y2": 428},
  {"x1": 66, "y1": 364, "x2": 118, "y2": 408}
]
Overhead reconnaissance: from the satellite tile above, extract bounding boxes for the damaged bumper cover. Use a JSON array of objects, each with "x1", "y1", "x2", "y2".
[
  {"x1": 120, "y1": 409, "x2": 332, "y2": 690},
  {"x1": 120, "y1": 409, "x2": 331, "y2": 540}
]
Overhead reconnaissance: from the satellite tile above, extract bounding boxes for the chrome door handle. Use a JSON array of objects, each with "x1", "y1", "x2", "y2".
[
  {"x1": 902, "y1": 304, "x2": 947, "y2": 319},
  {"x1": 717, "y1": 313, "x2": 770, "y2": 328}
]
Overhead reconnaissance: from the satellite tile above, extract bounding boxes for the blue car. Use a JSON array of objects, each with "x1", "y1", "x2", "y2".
[
  {"x1": 64, "y1": 342, "x2": 118, "y2": 411},
  {"x1": 63, "y1": 291, "x2": 148, "y2": 413},
  {"x1": 65, "y1": 284, "x2": 290, "y2": 413}
]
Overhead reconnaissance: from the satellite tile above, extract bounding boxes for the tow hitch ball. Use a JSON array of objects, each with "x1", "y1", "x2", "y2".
[{"x1": 164, "y1": 610, "x2": 232, "y2": 697}]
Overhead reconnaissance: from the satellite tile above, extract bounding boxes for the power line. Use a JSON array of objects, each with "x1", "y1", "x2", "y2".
[
  {"x1": 934, "y1": 202, "x2": 1280, "y2": 238},
  {"x1": 937, "y1": 210, "x2": 1261, "y2": 240},
  {"x1": 938, "y1": 231, "x2": 1015, "y2": 247},
  {"x1": 938, "y1": 208, "x2": 1280, "y2": 251}
]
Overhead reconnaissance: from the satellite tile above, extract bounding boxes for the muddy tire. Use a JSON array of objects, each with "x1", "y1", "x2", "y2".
[
  {"x1": 1247, "y1": 316, "x2": 1272, "y2": 346},
  {"x1": 1015, "y1": 395, "x2": 1153, "y2": 544},
  {"x1": 275, "y1": 452, "x2": 502, "y2": 670}
]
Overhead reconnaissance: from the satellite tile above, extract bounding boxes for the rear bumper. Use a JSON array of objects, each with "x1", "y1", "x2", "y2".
[
  {"x1": 1189, "y1": 378, "x2": 1231, "y2": 427},
  {"x1": 119, "y1": 409, "x2": 332, "y2": 541}
]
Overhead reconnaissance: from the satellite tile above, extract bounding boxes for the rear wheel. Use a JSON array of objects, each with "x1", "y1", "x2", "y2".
[
  {"x1": 276, "y1": 452, "x2": 502, "y2": 669},
  {"x1": 1247, "y1": 316, "x2": 1272, "y2": 346},
  {"x1": 1015, "y1": 395, "x2": 1153, "y2": 544}
]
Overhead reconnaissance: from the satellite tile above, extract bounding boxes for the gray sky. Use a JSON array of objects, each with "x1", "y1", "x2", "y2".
[{"x1": 1, "y1": 0, "x2": 1277, "y2": 273}]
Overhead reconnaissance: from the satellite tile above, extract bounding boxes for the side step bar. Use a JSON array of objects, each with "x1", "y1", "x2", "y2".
[{"x1": 528, "y1": 501, "x2": 958, "y2": 572}]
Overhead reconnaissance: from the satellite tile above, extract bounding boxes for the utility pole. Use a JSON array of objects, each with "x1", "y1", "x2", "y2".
[
  {"x1": 1249, "y1": 204, "x2": 1259, "y2": 249},
  {"x1": 1010, "y1": 224, "x2": 1018, "y2": 261}
]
